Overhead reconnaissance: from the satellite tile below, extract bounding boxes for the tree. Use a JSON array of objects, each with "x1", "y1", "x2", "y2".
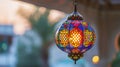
[
  {"x1": 16, "y1": 30, "x2": 42, "y2": 67},
  {"x1": 29, "y1": 8, "x2": 57, "y2": 67},
  {"x1": 16, "y1": 6, "x2": 59, "y2": 67}
]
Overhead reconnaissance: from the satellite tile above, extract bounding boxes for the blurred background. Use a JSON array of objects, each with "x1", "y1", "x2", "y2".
[{"x1": 0, "y1": 0, "x2": 120, "y2": 67}]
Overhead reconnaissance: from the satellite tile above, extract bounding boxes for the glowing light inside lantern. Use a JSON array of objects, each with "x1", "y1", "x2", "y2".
[
  {"x1": 59, "y1": 29, "x2": 69, "y2": 47},
  {"x1": 55, "y1": 18, "x2": 96, "y2": 64},
  {"x1": 69, "y1": 28, "x2": 83, "y2": 47}
]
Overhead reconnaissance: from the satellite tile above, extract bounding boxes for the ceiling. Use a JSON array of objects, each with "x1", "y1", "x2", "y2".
[{"x1": 19, "y1": 0, "x2": 120, "y2": 12}]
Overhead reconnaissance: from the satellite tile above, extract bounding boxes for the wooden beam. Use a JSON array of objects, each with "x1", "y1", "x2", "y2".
[
  {"x1": 78, "y1": 0, "x2": 100, "y2": 9},
  {"x1": 100, "y1": 4, "x2": 120, "y2": 11},
  {"x1": 19, "y1": 0, "x2": 120, "y2": 11},
  {"x1": 18, "y1": 0, "x2": 72, "y2": 13},
  {"x1": 79, "y1": 0, "x2": 91, "y2": 7},
  {"x1": 110, "y1": 4, "x2": 120, "y2": 10},
  {"x1": 104, "y1": 0, "x2": 111, "y2": 10},
  {"x1": 93, "y1": 0, "x2": 100, "y2": 9}
]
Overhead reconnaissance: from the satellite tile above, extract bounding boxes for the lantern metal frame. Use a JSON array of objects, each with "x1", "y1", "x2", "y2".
[{"x1": 55, "y1": 0, "x2": 96, "y2": 64}]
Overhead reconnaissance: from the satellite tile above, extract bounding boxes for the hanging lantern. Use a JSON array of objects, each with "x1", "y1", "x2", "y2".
[{"x1": 55, "y1": 0, "x2": 96, "y2": 64}]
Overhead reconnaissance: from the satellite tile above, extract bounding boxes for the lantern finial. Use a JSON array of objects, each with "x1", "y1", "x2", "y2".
[{"x1": 75, "y1": 60, "x2": 76, "y2": 64}]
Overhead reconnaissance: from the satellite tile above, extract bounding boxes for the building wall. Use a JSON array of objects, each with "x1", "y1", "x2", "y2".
[
  {"x1": 77, "y1": 5, "x2": 120, "y2": 67},
  {"x1": 98, "y1": 10, "x2": 120, "y2": 67}
]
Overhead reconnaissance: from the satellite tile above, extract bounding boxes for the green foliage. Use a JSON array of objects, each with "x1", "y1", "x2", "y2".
[
  {"x1": 16, "y1": 30, "x2": 42, "y2": 67},
  {"x1": 29, "y1": 9, "x2": 57, "y2": 44},
  {"x1": 111, "y1": 52, "x2": 120, "y2": 67},
  {"x1": 0, "y1": 41, "x2": 8, "y2": 53},
  {"x1": 16, "y1": 7, "x2": 59, "y2": 67}
]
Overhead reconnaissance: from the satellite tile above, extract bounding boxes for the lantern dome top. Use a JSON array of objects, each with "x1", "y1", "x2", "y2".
[{"x1": 67, "y1": 12, "x2": 83, "y2": 20}]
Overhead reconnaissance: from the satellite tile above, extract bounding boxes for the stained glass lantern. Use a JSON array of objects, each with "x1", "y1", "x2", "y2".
[{"x1": 55, "y1": 0, "x2": 96, "y2": 64}]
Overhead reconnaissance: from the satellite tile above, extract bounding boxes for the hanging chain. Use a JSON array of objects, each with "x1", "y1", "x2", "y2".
[{"x1": 73, "y1": 0, "x2": 77, "y2": 12}]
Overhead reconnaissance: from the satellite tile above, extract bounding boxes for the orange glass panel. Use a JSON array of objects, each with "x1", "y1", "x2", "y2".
[
  {"x1": 84, "y1": 30, "x2": 94, "y2": 47},
  {"x1": 69, "y1": 28, "x2": 82, "y2": 47},
  {"x1": 59, "y1": 29, "x2": 69, "y2": 47}
]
